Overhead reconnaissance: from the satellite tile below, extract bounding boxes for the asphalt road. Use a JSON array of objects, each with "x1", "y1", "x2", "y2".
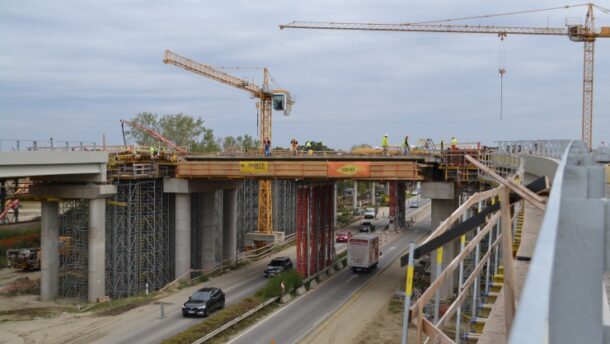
[
  {"x1": 228, "y1": 204, "x2": 430, "y2": 344},
  {"x1": 93, "y1": 201, "x2": 428, "y2": 344}
]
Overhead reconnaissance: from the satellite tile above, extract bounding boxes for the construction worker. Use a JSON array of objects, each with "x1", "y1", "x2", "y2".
[
  {"x1": 306, "y1": 140, "x2": 313, "y2": 156},
  {"x1": 290, "y1": 138, "x2": 298, "y2": 155},
  {"x1": 402, "y1": 135, "x2": 410, "y2": 155},
  {"x1": 149, "y1": 146, "x2": 155, "y2": 159},
  {"x1": 451, "y1": 136, "x2": 458, "y2": 150},
  {"x1": 264, "y1": 137, "x2": 271, "y2": 156},
  {"x1": 382, "y1": 134, "x2": 389, "y2": 156},
  {"x1": 440, "y1": 139, "x2": 444, "y2": 152}
]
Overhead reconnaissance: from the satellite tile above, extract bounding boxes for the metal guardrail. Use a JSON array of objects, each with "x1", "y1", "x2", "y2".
[
  {"x1": 0, "y1": 139, "x2": 98, "y2": 151},
  {"x1": 495, "y1": 140, "x2": 571, "y2": 159},
  {"x1": 509, "y1": 140, "x2": 609, "y2": 343}
]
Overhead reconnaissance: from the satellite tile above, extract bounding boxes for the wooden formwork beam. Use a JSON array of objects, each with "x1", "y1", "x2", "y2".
[{"x1": 464, "y1": 154, "x2": 546, "y2": 211}]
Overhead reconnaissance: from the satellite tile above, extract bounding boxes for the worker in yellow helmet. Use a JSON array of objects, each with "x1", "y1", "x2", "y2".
[
  {"x1": 382, "y1": 134, "x2": 389, "y2": 156},
  {"x1": 451, "y1": 136, "x2": 458, "y2": 150}
]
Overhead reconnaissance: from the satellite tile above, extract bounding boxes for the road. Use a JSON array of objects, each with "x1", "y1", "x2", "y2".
[
  {"x1": 88, "y1": 202, "x2": 427, "y2": 344},
  {"x1": 228, "y1": 203, "x2": 430, "y2": 344}
]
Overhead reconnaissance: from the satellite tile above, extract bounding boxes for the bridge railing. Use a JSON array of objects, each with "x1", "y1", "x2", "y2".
[
  {"x1": 0, "y1": 139, "x2": 98, "y2": 152},
  {"x1": 509, "y1": 141, "x2": 609, "y2": 343},
  {"x1": 495, "y1": 139, "x2": 571, "y2": 159}
]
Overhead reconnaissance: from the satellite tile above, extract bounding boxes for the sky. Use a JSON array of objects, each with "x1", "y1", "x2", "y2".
[{"x1": 1, "y1": 1, "x2": 609, "y2": 150}]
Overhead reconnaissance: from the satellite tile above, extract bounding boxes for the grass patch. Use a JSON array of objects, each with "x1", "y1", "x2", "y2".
[
  {"x1": 89, "y1": 293, "x2": 157, "y2": 316},
  {"x1": 161, "y1": 294, "x2": 266, "y2": 344},
  {"x1": 336, "y1": 250, "x2": 347, "y2": 261},
  {"x1": 388, "y1": 297, "x2": 404, "y2": 314},
  {"x1": 259, "y1": 270, "x2": 303, "y2": 299}
]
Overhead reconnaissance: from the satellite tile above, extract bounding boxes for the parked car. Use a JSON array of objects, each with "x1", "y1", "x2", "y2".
[
  {"x1": 336, "y1": 231, "x2": 353, "y2": 243},
  {"x1": 352, "y1": 208, "x2": 365, "y2": 216},
  {"x1": 364, "y1": 208, "x2": 376, "y2": 219},
  {"x1": 264, "y1": 257, "x2": 294, "y2": 278},
  {"x1": 182, "y1": 287, "x2": 225, "y2": 317},
  {"x1": 360, "y1": 221, "x2": 376, "y2": 233}
]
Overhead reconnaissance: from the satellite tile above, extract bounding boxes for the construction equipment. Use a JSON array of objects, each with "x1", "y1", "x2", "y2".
[
  {"x1": 7, "y1": 236, "x2": 72, "y2": 270},
  {"x1": 280, "y1": 4, "x2": 610, "y2": 149},
  {"x1": 163, "y1": 50, "x2": 294, "y2": 234},
  {"x1": 120, "y1": 119, "x2": 188, "y2": 154}
]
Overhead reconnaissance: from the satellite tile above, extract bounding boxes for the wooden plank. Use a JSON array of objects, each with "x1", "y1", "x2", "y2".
[
  {"x1": 410, "y1": 212, "x2": 499, "y2": 319},
  {"x1": 464, "y1": 154, "x2": 546, "y2": 211},
  {"x1": 421, "y1": 317, "x2": 454, "y2": 344},
  {"x1": 499, "y1": 185, "x2": 516, "y2": 333}
]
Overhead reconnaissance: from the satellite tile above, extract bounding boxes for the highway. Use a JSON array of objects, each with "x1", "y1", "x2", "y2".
[
  {"x1": 228, "y1": 202, "x2": 430, "y2": 344},
  {"x1": 89, "y1": 202, "x2": 427, "y2": 344}
]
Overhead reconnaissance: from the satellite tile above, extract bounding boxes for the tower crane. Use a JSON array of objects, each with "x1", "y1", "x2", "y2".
[
  {"x1": 280, "y1": 4, "x2": 610, "y2": 149},
  {"x1": 163, "y1": 50, "x2": 294, "y2": 234},
  {"x1": 120, "y1": 119, "x2": 188, "y2": 154}
]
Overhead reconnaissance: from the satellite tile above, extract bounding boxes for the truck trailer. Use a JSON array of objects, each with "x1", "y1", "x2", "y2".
[{"x1": 347, "y1": 234, "x2": 380, "y2": 272}]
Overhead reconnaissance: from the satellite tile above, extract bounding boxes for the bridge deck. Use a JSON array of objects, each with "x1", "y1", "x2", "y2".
[{"x1": 177, "y1": 156, "x2": 424, "y2": 180}]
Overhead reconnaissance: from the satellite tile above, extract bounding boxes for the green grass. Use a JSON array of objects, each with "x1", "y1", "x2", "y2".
[
  {"x1": 259, "y1": 270, "x2": 303, "y2": 299},
  {"x1": 388, "y1": 297, "x2": 404, "y2": 314},
  {"x1": 88, "y1": 293, "x2": 157, "y2": 316}
]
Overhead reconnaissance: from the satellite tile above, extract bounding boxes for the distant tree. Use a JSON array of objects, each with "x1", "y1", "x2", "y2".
[
  {"x1": 298, "y1": 140, "x2": 333, "y2": 151},
  {"x1": 221, "y1": 134, "x2": 260, "y2": 152},
  {"x1": 127, "y1": 112, "x2": 220, "y2": 152}
]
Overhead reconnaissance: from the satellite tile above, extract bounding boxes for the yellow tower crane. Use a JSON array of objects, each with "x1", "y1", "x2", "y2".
[
  {"x1": 163, "y1": 50, "x2": 294, "y2": 234},
  {"x1": 280, "y1": 3, "x2": 610, "y2": 149}
]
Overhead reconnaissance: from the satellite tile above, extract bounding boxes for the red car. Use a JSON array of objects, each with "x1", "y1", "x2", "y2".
[{"x1": 336, "y1": 231, "x2": 353, "y2": 243}]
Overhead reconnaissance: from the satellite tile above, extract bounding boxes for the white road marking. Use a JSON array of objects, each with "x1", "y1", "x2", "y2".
[{"x1": 344, "y1": 274, "x2": 359, "y2": 284}]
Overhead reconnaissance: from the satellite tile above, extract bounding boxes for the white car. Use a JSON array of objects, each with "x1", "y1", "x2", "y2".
[{"x1": 364, "y1": 208, "x2": 376, "y2": 219}]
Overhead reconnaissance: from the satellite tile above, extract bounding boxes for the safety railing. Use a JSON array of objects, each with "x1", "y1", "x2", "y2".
[
  {"x1": 0, "y1": 139, "x2": 98, "y2": 152},
  {"x1": 509, "y1": 141, "x2": 609, "y2": 344},
  {"x1": 495, "y1": 140, "x2": 571, "y2": 159}
]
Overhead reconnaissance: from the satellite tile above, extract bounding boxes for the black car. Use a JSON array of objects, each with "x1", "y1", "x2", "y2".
[
  {"x1": 182, "y1": 287, "x2": 225, "y2": 317},
  {"x1": 360, "y1": 221, "x2": 376, "y2": 233},
  {"x1": 264, "y1": 257, "x2": 293, "y2": 278}
]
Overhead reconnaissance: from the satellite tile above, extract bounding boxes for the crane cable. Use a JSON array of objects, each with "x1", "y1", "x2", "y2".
[
  {"x1": 401, "y1": 3, "x2": 589, "y2": 25},
  {"x1": 498, "y1": 33, "x2": 507, "y2": 120}
]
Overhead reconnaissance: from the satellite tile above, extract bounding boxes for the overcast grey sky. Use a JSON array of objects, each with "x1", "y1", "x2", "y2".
[{"x1": 1, "y1": 1, "x2": 609, "y2": 150}]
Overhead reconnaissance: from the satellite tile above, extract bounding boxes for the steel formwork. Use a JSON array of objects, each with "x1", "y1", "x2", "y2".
[
  {"x1": 237, "y1": 180, "x2": 258, "y2": 250},
  {"x1": 272, "y1": 180, "x2": 297, "y2": 236},
  {"x1": 296, "y1": 182, "x2": 335, "y2": 278}
]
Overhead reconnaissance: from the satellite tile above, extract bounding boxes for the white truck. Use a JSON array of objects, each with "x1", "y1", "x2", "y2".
[{"x1": 347, "y1": 234, "x2": 380, "y2": 272}]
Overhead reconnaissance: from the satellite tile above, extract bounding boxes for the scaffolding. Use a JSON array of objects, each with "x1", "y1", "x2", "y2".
[
  {"x1": 60, "y1": 200, "x2": 89, "y2": 299},
  {"x1": 105, "y1": 179, "x2": 174, "y2": 299},
  {"x1": 273, "y1": 180, "x2": 297, "y2": 236},
  {"x1": 237, "y1": 180, "x2": 258, "y2": 250}
]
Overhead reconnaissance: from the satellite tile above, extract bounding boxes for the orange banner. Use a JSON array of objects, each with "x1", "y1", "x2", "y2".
[{"x1": 327, "y1": 162, "x2": 371, "y2": 177}]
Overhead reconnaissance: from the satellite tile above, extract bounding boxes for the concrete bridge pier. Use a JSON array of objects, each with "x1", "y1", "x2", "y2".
[
  {"x1": 422, "y1": 182, "x2": 459, "y2": 298},
  {"x1": 353, "y1": 180, "x2": 358, "y2": 208},
  {"x1": 174, "y1": 193, "x2": 191, "y2": 279},
  {"x1": 41, "y1": 200, "x2": 60, "y2": 301},
  {"x1": 88, "y1": 198, "x2": 106, "y2": 303},
  {"x1": 164, "y1": 178, "x2": 240, "y2": 277},
  {"x1": 31, "y1": 182, "x2": 116, "y2": 302},
  {"x1": 200, "y1": 191, "x2": 216, "y2": 272}
]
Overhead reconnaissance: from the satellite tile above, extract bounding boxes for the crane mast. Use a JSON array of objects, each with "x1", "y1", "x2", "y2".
[
  {"x1": 281, "y1": 4, "x2": 609, "y2": 149},
  {"x1": 164, "y1": 50, "x2": 294, "y2": 234}
]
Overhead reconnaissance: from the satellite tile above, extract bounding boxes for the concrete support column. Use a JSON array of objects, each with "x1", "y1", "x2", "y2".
[
  {"x1": 88, "y1": 198, "x2": 106, "y2": 303},
  {"x1": 201, "y1": 191, "x2": 216, "y2": 271},
  {"x1": 41, "y1": 201, "x2": 60, "y2": 301},
  {"x1": 430, "y1": 197, "x2": 459, "y2": 298},
  {"x1": 371, "y1": 182, "x2": 376, "y2": 206},
  {"x1": 222, "y1": 189, "x2": 237, "y2": 265},
  {"x1": 353, "y1": 180, "x2": 358, "y2": 208},
  {"x1": 175, "y1": 193, "x2": 192, "y2": 279}
]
